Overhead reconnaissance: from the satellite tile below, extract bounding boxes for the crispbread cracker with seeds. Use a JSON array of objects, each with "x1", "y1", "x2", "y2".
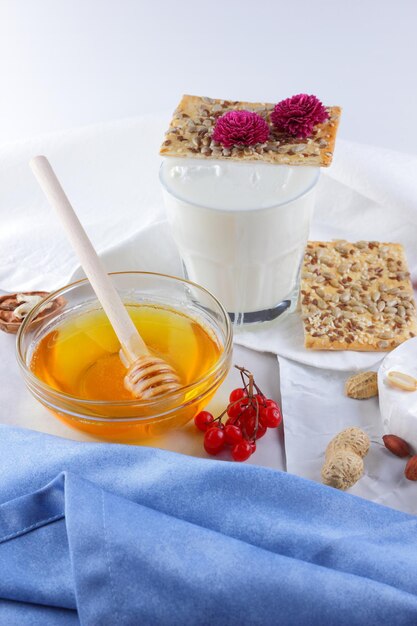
[
  {"x1": 160, "y1": 94, "x2": 341, "y2": 167},
  {"x1": 300, "y1": 241, "x2": 417, "y2": 351}
]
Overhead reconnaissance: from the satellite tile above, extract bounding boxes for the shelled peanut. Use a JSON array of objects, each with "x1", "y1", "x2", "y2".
[{"x1": 383, "y1": 433, "x2": 417, "y2": 481}]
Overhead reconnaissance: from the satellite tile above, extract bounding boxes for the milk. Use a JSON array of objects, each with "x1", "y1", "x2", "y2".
[{"x1": 160, "y1": 158, "x2": 319, "y2": 322}]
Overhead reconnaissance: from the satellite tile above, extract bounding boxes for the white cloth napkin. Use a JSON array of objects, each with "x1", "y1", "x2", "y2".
[
  {"x1": 279, "y1": 354, "x2": 417, "y2": 515},
  {"x1": 2, "y1": 114, "x2": 417, "y2": 512},
  {"x1": 378, "y1": 337, "x2": 417, "y2": 452},
  {"x1": 2, "y1": 116, "x2": 417, "y2": 372},
  {"x1": 0, "y1": 115, "x2": 167, "y2": 290}
]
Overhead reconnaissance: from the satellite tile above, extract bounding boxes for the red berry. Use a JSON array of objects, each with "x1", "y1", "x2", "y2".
[
  {"x1": 204, "y1": 427, "x2": 225, "y2": 455},
  {"x1": 240, "y1": 400, "x2": 256, "y2": 419},
  {"x1": 265, "y1": 399, "x2": 278, "y2": 409},
  {"x1": 256, "y1": 421, "x2": 267, "y2": 440},
  {"x1": 244, "y1": 415, "x2": 267, "y2": 439},
  {"x1": 194, "y1": 410, "x2": 215, "y2": 432},
  {"x1": 224, "y1": 424, "x2": 243, "y2": 445},
  {"x1": 227, "y1": 401, "x2": 244, "y2": 418},
  {"x1": 254, "y1": 393, "x2": 267, "y2": 407},
  {"x1": 243, "y1": 415, "x2": 257, "y2": 438},
  {"x1": 249, "y1": 440, "x2": 257, "y2": 453},
  {"x1": 226, "y1": 416, "x2": 242, "y2": 428},
  {"x1": 231, "y1": 440, "x2": 253, "y2": 462},
  {"x1": 259, "y1": 406, "x2": 269, "y2": 421},
  {"x1": 264, "y1": 406, "x2": 282, "y2": 428},
  {"x1": 229, "y1": 388, "x2": 247, "y2": 403}
]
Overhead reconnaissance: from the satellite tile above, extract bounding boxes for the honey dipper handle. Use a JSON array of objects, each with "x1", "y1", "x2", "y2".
[{"x1": 30, "y1": 155, "x2": 149, "y2": 364}]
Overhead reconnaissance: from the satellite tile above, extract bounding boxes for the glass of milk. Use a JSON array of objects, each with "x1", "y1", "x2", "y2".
[{"x1": 159, "y1": 158, "x2": 319, "y2": 325}]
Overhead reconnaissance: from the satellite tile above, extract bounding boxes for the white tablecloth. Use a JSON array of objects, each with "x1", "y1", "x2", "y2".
[{"x1": 1, "y1": 114, "x2": 417, "y2": 513}]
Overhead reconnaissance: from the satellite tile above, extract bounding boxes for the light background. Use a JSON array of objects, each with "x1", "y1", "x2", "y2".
[{"x1": 0, "y1": 0, "x2": 416, "y2": 152}]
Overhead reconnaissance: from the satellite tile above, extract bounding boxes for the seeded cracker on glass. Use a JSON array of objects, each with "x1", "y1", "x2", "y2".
[
  {"x1": 160, "y1": 94, "x2": 341, "y2": 166},
  {"x1": 159, "y1": 94, "x2": 341, "y2": 326}
]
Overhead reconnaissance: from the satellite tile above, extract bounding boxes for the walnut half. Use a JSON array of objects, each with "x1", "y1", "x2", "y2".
[{"x1": 0, "y1": 291, "x2": 65, "y2": 334}]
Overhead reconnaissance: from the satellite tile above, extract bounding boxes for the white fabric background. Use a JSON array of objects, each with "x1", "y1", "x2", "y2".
[
  {"x1": 3, "y1": 114, "x2": 417, "y2": 373},
  {"x1": 1, "y1": 113, "x2": 417, "y2": 513},
  {"x1": 1, "y1": 0, "x2": 417, "y2": 516}
]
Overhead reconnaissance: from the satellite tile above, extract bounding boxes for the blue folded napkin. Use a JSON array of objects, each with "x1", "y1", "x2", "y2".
[{"x1": 1, "y1": 425, "x2": 417, "y2": 625}]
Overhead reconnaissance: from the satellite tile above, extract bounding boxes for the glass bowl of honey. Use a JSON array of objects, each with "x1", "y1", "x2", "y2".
[{"x1": 17, "y1": 272, "x2": 233, "y2": 442}]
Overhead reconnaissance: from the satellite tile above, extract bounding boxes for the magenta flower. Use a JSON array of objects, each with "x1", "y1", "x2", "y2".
[
  {"x1": 212, "y1": 110, "x2": 270, "y2": 148},
  {"x1": 271, "y1": 94, "x2": 329, "y2": 139}
]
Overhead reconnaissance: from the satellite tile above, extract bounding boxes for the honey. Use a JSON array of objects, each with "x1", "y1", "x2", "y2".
[{"x1": 30, "y1": 303, "x2": 224, "y2": 441}]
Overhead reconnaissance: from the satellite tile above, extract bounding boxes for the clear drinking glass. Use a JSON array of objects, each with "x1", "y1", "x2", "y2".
[{"x1": 160, "y1": 158, "x2": 320, "y2": 325}]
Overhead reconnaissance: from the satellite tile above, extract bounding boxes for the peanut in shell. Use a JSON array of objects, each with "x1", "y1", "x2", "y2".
[
  {"x1": 345, "y1": 371, "x2": 378, "y2": 399},
  {"x1": 321, "y1": 450, "x2": 364, "y2": 490}
]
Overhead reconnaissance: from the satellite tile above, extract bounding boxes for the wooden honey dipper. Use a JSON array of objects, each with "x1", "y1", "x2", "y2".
[{"x1": 30, "y1": 156, "x2": 181, "y2": 400}]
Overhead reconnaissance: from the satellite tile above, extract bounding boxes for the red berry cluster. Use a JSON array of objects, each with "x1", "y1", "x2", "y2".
[{"x1": 194, "y1": 365, "x2": 282, "y2": 462}]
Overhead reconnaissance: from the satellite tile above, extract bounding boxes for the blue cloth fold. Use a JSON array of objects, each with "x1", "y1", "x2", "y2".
[{"x1": 1, "y1": 425, "x2": 417, "y2": 625}]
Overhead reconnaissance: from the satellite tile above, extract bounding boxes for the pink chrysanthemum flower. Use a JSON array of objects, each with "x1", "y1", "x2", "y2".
[
  {"x1": 212, "y1": 110, "x2": 270, "y2": 148},
  {"x1": 271, "y1": 94, "x2": 329, "y2": 139}
]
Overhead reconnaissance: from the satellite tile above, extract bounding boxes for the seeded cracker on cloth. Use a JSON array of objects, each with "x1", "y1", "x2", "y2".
[
  {"x1": 160, "y1": 94, "x2": 341, "y2": 167},
  {"x1": 300, "y1": 241, "x2": 417, "y2": 351}
]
